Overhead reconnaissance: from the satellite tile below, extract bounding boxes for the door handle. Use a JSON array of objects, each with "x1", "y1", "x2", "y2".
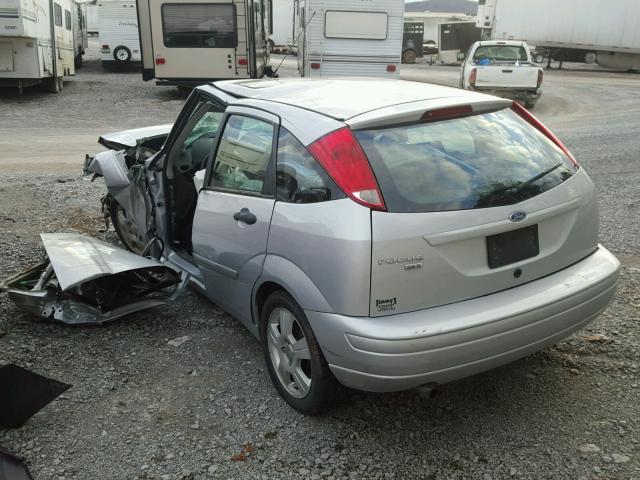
[{"x1": 233, "y1": 208, "x2": 257, "y2": 225}]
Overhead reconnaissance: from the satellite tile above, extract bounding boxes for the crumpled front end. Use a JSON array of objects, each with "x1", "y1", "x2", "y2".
[{"x1": 1, "y1": 233, "x2": 186, "y2": 325}]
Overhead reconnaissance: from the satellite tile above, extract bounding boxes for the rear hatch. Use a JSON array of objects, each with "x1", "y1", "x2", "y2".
[{"x1": 354, "y1": 105, "x2": 597, "y2": 317}]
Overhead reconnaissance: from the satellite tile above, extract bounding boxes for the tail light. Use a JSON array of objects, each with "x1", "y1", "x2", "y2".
[
  {"x1": 512, "y1": 101, "x2": 578, "y2": 166},
  {"x1": 238, "y1": 58, "x2": 248, "y2": 66},
  {"x1": 155, "y1": 57, "x2": 165, "y2": 65},
  {"x1": 310, "y1": 62, "x2": 320, "y2": 69},
  {"x1": 537, "y1": 69, "x2": 543, "y2": 88},
  {"x1": 469, "y1": 68, "x2": 477, "y2": 88},
  {"x1": 308, "y1": 127, "x2": 386, "y2": 211},
  {"x1": 422, "y1": 105, "x2": 473, "y2": 121},
  {"x1": 386, "y1": 64, "x2": 397, "y2": 72}
]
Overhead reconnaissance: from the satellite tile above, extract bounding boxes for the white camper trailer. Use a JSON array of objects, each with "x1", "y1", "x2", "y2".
[
  {"x1": 85, "y1": 0, "x2": 97, "y2": 34},
  {"x1": 0, "y1": 0, "x2": 77, "y2": 92},
  {"x1": 137, "y1": 0, "x2": 272, "y2": 86},
  {"x1": 72, "y1": 0, "x2": 88, "y2": 66},
  {"x1": 295, "y1": 0, "x2": 404, "y2": 78},
  {"x1": 268, "y1": 0, "x2": 293, "y2": 52},
  {"x1": 99, "y1": 0, "x2": 141, "y2": 67}
]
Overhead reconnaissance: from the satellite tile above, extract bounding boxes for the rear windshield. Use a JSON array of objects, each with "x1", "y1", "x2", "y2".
[
  {"x1": 354, "y1": 108, "x2": 576, "y2": 213},
  {"x1": 473, "y1": 45, "x2": 527, "y2": 62}
]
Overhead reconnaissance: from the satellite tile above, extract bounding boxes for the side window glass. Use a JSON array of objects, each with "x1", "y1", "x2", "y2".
[
  {"x1": 210, "y1": 115, "x2": 274, "y2": 194},
  {"x1": 172, "y1": 100, "x2": 223, "y2": 174},
  {"x1": 276, "y1": 128, "x2": 345, "y2": 203}
]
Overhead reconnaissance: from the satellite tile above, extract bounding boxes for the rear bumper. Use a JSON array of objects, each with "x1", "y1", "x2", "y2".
[
  {"x1": 474, "y1": 87, "x2": 542, "y2": 103},
  {"x1": 306, "y1": 246, "x2": 620, "y2": 392}
]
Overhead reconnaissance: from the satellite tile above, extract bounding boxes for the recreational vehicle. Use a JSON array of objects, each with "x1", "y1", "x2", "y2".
[
  {"x1": 0, "y1": 0, "x2": 77, "y2": 92},
  {"x1": 268, "y1": 0, "x2": 293, "y2": 52},
  {"x1": 137, "y1": 0, "x2": 272, "y2": 86},
  {"x1": 99, "y1": 0, "x2": 141, "y2": 67},
  {"x1": 294, "y1": 0, "x2": 404, "y2": 78},
  {"x1": 72, "y1": 0, "x2": 88, "y2": 66},
  {"x1": 86, "y1": 0, "x2": 97, "y2": 34}
]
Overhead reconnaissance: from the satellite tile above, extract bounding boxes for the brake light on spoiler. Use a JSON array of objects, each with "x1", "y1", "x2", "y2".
[
  {"x1": 308, "y1": 127, "x2": 386, "y2": 211},
  {"x1": 511, "y1": 101, "x2": 578, "y2": 167}
]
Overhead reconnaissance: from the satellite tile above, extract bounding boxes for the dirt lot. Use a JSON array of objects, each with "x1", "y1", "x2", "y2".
[{"x1": 0, "y1": 46, "x2": 639, "y2": 480}]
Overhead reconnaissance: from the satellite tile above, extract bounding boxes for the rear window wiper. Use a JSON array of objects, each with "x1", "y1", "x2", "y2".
[{"x1": 507, "y1": 162, "x2": 564, "y2": 196}]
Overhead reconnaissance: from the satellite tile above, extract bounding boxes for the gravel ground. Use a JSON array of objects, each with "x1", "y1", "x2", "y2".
[{"x1": 0, "y1": 43, "x2": 639, "y2": 480}]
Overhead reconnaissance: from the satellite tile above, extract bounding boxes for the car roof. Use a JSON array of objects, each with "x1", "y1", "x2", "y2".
[{"x1": 211, "y1": 78, "x2": 481, "y2": 122}]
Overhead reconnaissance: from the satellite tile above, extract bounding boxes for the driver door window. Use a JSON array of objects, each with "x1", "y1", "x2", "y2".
[
  {"x1": 172, "y1": 100, "x2": 223, "y2": 174},
  {"x1": 210, "y1": 115, "x2": 275, "y2": 194}
]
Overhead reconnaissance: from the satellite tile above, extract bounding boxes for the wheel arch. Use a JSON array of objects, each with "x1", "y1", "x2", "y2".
[{"x1": 252, "y1": 255, "x2": 333, "y2": 333}]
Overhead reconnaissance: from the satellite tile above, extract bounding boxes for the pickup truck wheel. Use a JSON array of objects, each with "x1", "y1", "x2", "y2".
[
  {"x1": 261, "y1": 290, "x2": 338, "y2": 414},
  {"x1": 402, "y1": 49, "x2": 417, "y2": 64},
  {"x1": 109, "y1": 199, "x2": 146, "y2": 255}
]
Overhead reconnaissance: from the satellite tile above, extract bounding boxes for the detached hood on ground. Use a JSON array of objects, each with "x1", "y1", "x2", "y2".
[{"x1": 0, "y1": 233, "x2": 186, "y2": 325}]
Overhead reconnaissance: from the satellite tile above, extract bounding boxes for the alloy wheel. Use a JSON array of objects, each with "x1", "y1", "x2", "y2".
[{"x1": 266, "y1": 307, "x2": 312, "y2": 398}]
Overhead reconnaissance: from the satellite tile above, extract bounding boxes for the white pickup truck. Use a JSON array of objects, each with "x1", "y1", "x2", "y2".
[{"x1": 460, "y1": 40, "x2": 543, "y2": 108}]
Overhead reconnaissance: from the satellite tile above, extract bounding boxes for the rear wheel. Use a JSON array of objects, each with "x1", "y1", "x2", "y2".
[
  {"x1": 109, "y1": 198, "x2": 146, "y2": 255},
  {"x1": 261, "y1": 290, "x2": 338, "y2": 414},
  {"x1": 402, "y1": 49, "x2": 417, "y2": 64}
]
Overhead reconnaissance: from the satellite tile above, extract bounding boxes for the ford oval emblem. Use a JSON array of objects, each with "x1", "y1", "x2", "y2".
[{"x1": 509, "y1": 211, "x2": 527, "y2": 222}]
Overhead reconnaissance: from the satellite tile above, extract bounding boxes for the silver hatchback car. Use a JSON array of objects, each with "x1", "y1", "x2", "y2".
[{"x1": 4, "y1": 79, "x2": 620, "y2": 413}]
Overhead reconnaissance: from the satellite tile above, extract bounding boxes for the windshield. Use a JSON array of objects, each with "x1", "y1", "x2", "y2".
[
  {"x1": 354, "y1": 108, "x2": 577, "y2": 213},
  {"x1": 473, "y1": 45, "x2": 527, "y2": 62}
]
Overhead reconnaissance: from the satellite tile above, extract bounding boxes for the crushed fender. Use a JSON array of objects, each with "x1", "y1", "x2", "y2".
[{"x1": 0, "y1": 233, "x2": 188, "y2": 325}]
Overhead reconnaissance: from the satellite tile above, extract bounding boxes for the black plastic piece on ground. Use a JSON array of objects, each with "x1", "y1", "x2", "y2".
[
  {"x1": 0, "y1": 364, "x2": 71, "y2": 428},
  {"x1": 0, "y1": 447, "x2": 33, "y2": 480}
]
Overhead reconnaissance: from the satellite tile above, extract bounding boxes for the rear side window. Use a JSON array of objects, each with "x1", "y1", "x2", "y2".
[
  {"x1": 54, "y1": 3, "x2": 62, "y2": 26},
  {"x1": 473, "y1": 45, "x2": 527, "y2": 62},
  {"x1": 355, "y1": 108, "x2": 576, "y2": 213},
  {"x1": 64, "y1": 9, "x2": 71, "y2": 30},
  {"x1": 276, "y1": 128, "x2": 344, "y2": 203},
  {"x1": 162, "y1": 4, "x2": 237, "y2": 48}
]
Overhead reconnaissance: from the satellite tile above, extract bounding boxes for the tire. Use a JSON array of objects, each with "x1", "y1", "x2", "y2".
[
  {"x1": 534, "y1": 53, "x2": 545, "y2": 64},
  {"x1": 109, "y1": 198, "x2": 146, "y2": 255},
  {"x1": 402, "y1": 49, "x2": 417, "y2": 64},
  {"x1": 113, "y1": 45, "x2": 132, "y2": 64},
  {"x1": 260, "y1": 290, "x2": 338, "y2": 414}
]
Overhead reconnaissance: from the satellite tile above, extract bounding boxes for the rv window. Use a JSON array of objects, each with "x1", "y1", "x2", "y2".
[
  {"x1": 324, "y1": 11, "x2": 388, "y2": 40},
  {"x1": 54, "y1": 3, "x2": 62, "y2": 27},
  {"x1": 161, "y1": 4, "x2": 237, "y2": 48},
  {"x1": 64, "y1": 9, "x2": 71, "y2": 30}
]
